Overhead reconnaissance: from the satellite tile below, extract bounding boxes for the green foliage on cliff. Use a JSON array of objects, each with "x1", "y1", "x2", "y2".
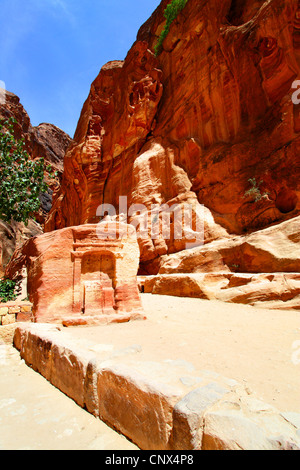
[
  {"x1": 154, "y1": 0, "x2": 189, "y2": 56},
  {"x1": 243, "y1": 178, "x2": 269, "y2": 203},
  {"x1": 0, "y1": 278, "x2": 17, "y2": 303},
  {"x1": 0, "y1": 118, "x2": 53, "y2": 225}
]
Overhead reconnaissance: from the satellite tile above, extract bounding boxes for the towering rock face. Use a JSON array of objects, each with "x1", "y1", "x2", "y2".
[
  {"x1": 0, "y1": 90, "x2": 72, "y2": 218},
  {"x1": 46, "y1": 44, "x2": 164, "y2": 230},
  {"x1": 0, "y1": 90, "x2": 72, "y2": 275},
  {"x1": 46, "y1": 0, "x2": 300, "y2": 276}
]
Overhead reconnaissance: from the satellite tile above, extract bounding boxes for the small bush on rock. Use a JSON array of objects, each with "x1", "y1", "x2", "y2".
[
  {"x1": 0, "y1": 278, "x2": 17, "y2": 303},
  {"x1": 243, "y1": 178, "x2": 269, "y2": 203},
  {"x1": 155, "y1": 0, "x2": 189, "y2": 56}
]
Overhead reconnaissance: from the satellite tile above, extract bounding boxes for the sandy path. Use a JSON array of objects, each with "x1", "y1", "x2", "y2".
[
  {"x1": 64, "y1": 294, "x2": 300, "y2": 413},
  {"x1": 0, "y1": 344, "x2": 138, "y2": 450}
]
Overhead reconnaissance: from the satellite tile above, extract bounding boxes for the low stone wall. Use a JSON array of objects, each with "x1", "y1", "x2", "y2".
[
  {"x1": 13, "y1": 323, "x2": 300, "y2": 451},
  {"x1": 0, "y1": 302, "x2": 33, "y2": 326}
]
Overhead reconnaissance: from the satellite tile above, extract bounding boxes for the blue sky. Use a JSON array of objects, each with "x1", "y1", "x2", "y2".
[{"x1": 0, "y1": 0, "x2": 160, "y2": 137}]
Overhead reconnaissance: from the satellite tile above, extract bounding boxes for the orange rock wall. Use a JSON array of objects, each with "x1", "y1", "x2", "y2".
[{"x1": 45, "y1": 0, "x2": 300, "y2": 274}]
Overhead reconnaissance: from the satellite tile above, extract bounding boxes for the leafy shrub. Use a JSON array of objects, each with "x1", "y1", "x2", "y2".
[
  {"x1": 0, "y1": 278, "x2": 17, "y2": 303},
  {"x1": 243, "y1": 178, "x2": 269, "y2": 203},
  {"x1": 154, "y1": 0, "x2": 189, "y2": 56},
  {"x1": 0, "y1": 118, "x2": 54, "y2": 225}
]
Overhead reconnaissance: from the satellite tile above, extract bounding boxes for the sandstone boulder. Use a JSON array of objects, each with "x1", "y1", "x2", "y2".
[
  {"x1": 13, "y1": 323, "x2": 300, "y2": 450},
  {"x1": 159, "y1": 216, "x2": 300, "y2": 275}
]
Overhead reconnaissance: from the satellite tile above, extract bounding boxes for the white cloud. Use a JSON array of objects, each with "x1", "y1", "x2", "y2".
[
  {"x1": 0, "y1": 4, "x2": 35, "y2": 68},
  {"x1": 31, "y1": 0, "x2": 76, "y2": 24}
]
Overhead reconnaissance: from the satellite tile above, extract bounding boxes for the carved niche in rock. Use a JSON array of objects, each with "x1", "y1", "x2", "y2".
[{"x1": 5, "y1": 223, "x2": 144, "y2": 326}]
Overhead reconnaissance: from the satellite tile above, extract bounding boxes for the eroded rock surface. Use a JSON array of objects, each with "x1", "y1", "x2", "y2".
[
  {"x1": 44, "y1": 0, "x2": 300, "y2": 309},
  {"x1": 0, "y1": 90, "x2": 72, "y2": 274}
]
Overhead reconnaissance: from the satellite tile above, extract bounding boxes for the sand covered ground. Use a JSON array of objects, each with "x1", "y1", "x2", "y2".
[
  {"x1": 1, "y1": 293, "x2": 299, "y2": 450},
  {"x1": 0, "y1": 343, "x2": 138, "y2": 450},
  {"x1": 63, "y1": 294, "x2": 300, "y2": 413}
]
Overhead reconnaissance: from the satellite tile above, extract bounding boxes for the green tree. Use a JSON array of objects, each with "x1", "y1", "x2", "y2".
[
  {"x1": 155, "y1": 0, "x2": 189, "y2": 56},
  {"x1": 0, "y1": 118, "x2": 53, "y2": 225},
  {"x1": 0, "y1": 278, "x2": 17, "y2": 303}
]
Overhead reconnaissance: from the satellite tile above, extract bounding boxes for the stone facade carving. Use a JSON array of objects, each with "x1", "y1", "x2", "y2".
[{"x1": 5, "y1": 223, "x2": 144, "y2": 325}]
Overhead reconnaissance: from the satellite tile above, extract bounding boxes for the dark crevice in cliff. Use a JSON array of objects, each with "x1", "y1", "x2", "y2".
[{"x1": 226, "y1": 0, "x2": 246, "y2": 26}]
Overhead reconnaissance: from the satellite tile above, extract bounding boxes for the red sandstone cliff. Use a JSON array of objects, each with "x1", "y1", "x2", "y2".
[
  {"x1": 45, "y1": 0, "x2": 300, "y2": 278},
  {"x1": 0, "y1": 90, "x2": 72, "y2": 217},
  {"x1": 0, "y1": 90, "x2": 72, "y2": 275}
]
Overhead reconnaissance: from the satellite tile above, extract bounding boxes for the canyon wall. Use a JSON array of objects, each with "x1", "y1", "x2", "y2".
[
  {"x1": 0, "y1": 90, "x2": 72, "y2": 275},
  {"x1": 45, "y1": 0, "x2": 300, "y2": 277}
]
